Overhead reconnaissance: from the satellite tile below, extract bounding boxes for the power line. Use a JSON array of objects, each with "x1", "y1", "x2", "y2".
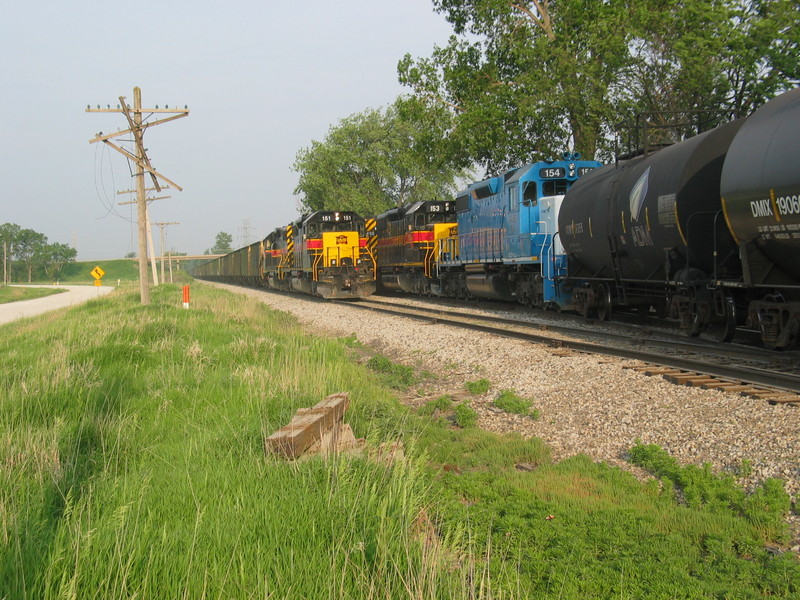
[{"x1": 87, "y1": 87, "x2": 189, "y2": 305}]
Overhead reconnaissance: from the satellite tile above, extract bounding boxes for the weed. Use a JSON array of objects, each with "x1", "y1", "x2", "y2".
[
  {"x1": 628, "y1": 443, "x2": 791, "y2": 541},
  {"x1": 366, "y1": 354, "x2": 417, "y2": 389},
  {"x1": 453, "y1": 402, "x2": 478, "y2": 428},
  {"x1": 418, "y1": 395, "x2": 453, "y2": 416},
  {"x1": 492, "y1": 389, "x2": 539, "y2": 419},
  {"x1": 465, "y1": 378, "x2": 490, "y2": 395},
  {"x1": 338, "y1": 334, "x2": 362, "y2": 348}
]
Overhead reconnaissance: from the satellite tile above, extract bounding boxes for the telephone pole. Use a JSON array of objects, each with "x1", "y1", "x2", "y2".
[
  {"x1": 118, "y1": 187, "x2": 172, "y2": 286},
  {"x1": 154, "y1": 221, "x2": 179, "y2": 283},
  {"x1": 87, "y1": 87, "x2": 189, "y2": 305}
]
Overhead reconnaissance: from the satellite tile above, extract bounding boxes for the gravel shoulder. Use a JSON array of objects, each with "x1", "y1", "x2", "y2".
[{"x1": 205, "y1": 282, "x2": 800, "y2": 545}]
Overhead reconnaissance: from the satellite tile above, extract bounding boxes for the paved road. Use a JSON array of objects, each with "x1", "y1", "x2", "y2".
[{"x1": 0, "y1": 285, "x2": 115, "y2": 325}]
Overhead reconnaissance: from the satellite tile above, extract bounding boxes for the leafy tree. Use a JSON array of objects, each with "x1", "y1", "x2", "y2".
[
  {"x1": 399, "y1": 0, "x2": 634, "y2": 171},
  {"x1": 206, "y1": 232, "x2": 233, "y2": 255},
  {"x1": 615, "y1": 0, "x2": 800, "y2": 147},
  {"x1": 0, "y1": 223, "x2": 21, "y2": 284},
  {"x1": 293, "y1": 98, "x2": 470, "y2": 215},
  {"x1": 399, "y1": 0, "x2": 800, "y2": 171},
  {"x1": 125, "y1": 251, "x2": 136, "y2": 259},
  {"x1": 15, "y1": 229, "x2": 47, "y2": 283},
  {"x1": 38, "y1": 242, "x2": 77, "y2": 281}
]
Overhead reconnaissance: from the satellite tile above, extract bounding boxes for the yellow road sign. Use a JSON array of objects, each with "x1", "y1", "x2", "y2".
[{"x1": 91, "y1": 266, "x2": 106, "y2": 280}]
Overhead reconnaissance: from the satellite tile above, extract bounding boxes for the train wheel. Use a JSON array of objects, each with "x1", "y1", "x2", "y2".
[
  {"x1": 594, "y1": 284, "x2": 612, "y2": 321},
  {"x1": 710, "y1": 293, "x2": 737, "y2": 343}
]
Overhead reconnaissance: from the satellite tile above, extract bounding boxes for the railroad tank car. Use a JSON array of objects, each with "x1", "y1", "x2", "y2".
[
  {"x1": 720, "y1": 86, "x2": 800, "y2": 347},
  {"x1": 559, "y1": 86, "x2": 800, "y2": 347},
  {"x1": 559, "y1": 120, "x2": 745, "y2": 330},
  {"x1": 437, "y1": 155, "x2": 602, "y2": 309},
  {"x1": 373, "y1": 200, "x2": 457, "y2": 294}
]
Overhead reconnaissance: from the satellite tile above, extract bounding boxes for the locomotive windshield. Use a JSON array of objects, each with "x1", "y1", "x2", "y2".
[
  {"x1": 427, "y1": 212, "x2": 451, "y2": 224},
  {"x1": 319, "y1": 221, "x2": 364, "y2": 235}
]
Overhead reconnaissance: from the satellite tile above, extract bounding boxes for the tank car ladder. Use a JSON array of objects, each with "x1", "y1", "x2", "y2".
[{"x1": 606, "y1": 231, "x2": 627, "y2": 305}]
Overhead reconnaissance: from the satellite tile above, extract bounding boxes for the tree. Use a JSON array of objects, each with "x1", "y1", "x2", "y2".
[
  {"x1": 399, "y1": 0, "x2": 634, "y2": 171},
  {"x1": 399, "y1": 0, "x2": 800, "y2": 172},
  {"x1": 0, "y1": 223, "x2": 21, "y2": 284},
  {"x1": 15, "y1": 229, "x2": 47, "y2": 283},
  {"x1": 206, "y1": 232, "x2": 233, "y2": 255},
  {"x1": 293, "y1": 98, "x2": 470, "y2": 215},
  {"x1": 39, "y1": 242, "x2": 77, "y2": 282},
  {"x1": 614, "y1": 0, "x2": 800, "y2": 145}
]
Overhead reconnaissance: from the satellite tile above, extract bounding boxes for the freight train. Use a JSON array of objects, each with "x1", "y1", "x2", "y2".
[
  {"x1": 193, "y1": 210, "x2": 376, "y2": 299},
  {"x1": 193, "y1": 87, "x2": 799, "y2": 348},
  {"x1": 369, "y1": 87, "x2": 800, "y2": 348},
  {"x1": 559, "y1": 86, "x2": 800, "y2": 348}
]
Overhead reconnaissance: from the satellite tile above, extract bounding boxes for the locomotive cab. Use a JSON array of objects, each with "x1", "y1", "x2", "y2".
[
  {"x1": 290, "y1": 211, "x2": 376, "y2": 299},
  {"x1": 375, "y1": 200, "x2": 456, "y2": 294}
]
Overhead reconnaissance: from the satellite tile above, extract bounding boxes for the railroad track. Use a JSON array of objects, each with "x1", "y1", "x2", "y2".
[{"x1": 334, "y1": 296, "x2": 800, "y2": 402}]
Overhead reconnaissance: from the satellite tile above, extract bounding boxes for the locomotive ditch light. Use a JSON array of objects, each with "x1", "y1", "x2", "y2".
[{"x1": 331, "y1": 259, "x2": 337, "y2": 266}]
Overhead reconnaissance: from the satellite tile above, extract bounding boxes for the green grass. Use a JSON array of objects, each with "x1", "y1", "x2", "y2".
[
  {"x1": 0, "y1": 286, "x2": 65, "y2": 303},
  {"x1": 418, "y1": 395, "x2": 453, "y2": 416},
  {"x1": 465, "y1": 378, "x2": 490, "y2": 395},
  {"x1": 453, "y1": 402, "x2": 478, "y2": 428},
  {"x1": 493, "y1": 389, "x2": 540, "y2": 419},
  {"x1": 1, "y1": 283, "x2": 798, "y2": 599},
  {"x1": 0, "y1": 284, "x2": 458, "y2": 598},
  {"x1": 29, "y1": 259, "x2": 187, "y2": 285},
  {"x1": 366, "y1": 353, "x2": 418, "y2": 389}
]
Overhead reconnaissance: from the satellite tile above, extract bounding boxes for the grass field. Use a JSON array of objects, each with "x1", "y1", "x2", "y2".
[
  {"x1": 1, "y1": 283, "x2": 797, "y2": 598},
  {"x1": 0, "y1": 286, "x2": 66, "y2": 304},
  {"x1": 30, "y1": 259, "x2": 189, "y2": 285}
]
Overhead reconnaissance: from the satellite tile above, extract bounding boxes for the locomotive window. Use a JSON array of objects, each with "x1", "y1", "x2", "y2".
[
  {"x1": 507, "y1": 183, "x2": 518, "y2": 211},
  {"x1": 309, "y1": 224, "x2": 319, "y2": 237},
  {"x1": 415, "y1": 214, "x2": 425, "y2": 228},
  {"x1": 542, "y1": 180, "x2": 568, "y2": 196},
  {"x1": 522, "y1": 182, "x2": 537, "y2": 206}
]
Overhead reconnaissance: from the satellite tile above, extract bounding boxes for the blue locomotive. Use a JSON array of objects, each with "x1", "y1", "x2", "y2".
[{"x1": 375, "y1": 155, "x2": 601, "y2": 309}]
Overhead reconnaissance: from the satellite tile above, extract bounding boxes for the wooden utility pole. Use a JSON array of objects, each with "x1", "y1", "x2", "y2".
[
  {"x1": 87, "y1": 87, "x2": 189, "y2": 305},
  {"x1": 154, "y1": 221, "x2": 179, "y2": 284}
]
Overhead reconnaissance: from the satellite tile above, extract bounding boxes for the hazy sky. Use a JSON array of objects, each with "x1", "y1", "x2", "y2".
[{"x1": 1, "y1": 1, "x2": 454, "y2": 260}]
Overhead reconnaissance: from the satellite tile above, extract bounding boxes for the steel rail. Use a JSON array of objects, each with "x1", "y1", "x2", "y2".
[
  {"x1": 359, "y1": 297, "x2": 797, "y2": 367},
  {"x1": 336, "y1": 300, "x2": 800, "y2": 394}
]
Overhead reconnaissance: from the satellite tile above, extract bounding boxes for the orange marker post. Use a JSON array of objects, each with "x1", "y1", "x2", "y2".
[{"x1": 182, "y1": 285, "x2": 190, "y2": 309}]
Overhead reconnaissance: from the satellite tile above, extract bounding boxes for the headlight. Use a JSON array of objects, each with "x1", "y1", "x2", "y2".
[{"x1": 331, "y1": 259, "x2": 337, "y2": 266}]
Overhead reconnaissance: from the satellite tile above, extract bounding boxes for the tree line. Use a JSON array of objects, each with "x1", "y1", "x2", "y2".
[
  {"x1": 293, "y1": 0, "x2": 799, "y2": 217},
  {"x1": 0, "y1": 223, "x2": 77, "y2": 284}
]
